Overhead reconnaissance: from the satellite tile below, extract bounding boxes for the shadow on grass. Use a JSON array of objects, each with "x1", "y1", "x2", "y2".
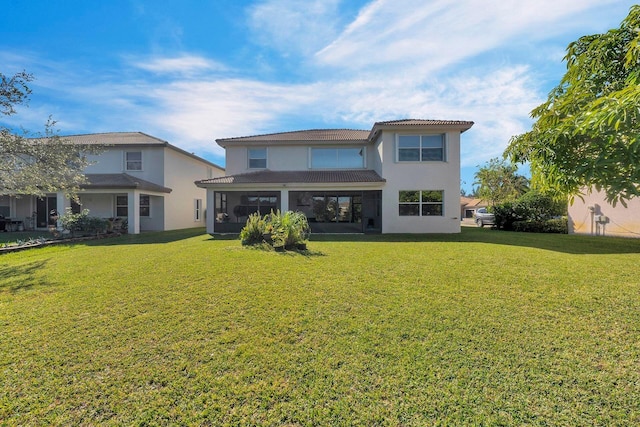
[
  {"x1": 82, "y1": 228, "x2": 209, "y2": 247},
  {"x1": 25, "y1": 226, "x2": 638, "y2": 255},
  {"x1": 308, "y1": 227, "x2": 640, "y2": 255},
  {"x1": 0, "y1": 260, "x2": 53, "y2": 293},
  {"x1": 3, "y1": 228, "x2": 208, "y2": 249},
  {"x1": 231, "y1": 241, "x2": 326, "y2": 257},
  {"x1": 275, "y1": 249, "x2": 326, "y2": 257},
  {"x1": 206, "y1": 234, "x2": 240, "y2": 241}
]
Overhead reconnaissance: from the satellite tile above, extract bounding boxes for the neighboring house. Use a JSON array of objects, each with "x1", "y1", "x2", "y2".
[
  {"x1": 460, "y1": 196, "x2": 489, "y2": 220},
  {"x1": 568, "y1": 188, "x2": 640, "y2": 238},
  {"x1": 0, "y1": 132, "x2": 224, "y2": 234},
  {"x1": 196, "y1": 119, "x2": 474, "y2": 234}
]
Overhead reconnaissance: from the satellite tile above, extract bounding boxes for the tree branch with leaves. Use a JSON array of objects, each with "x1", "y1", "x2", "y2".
[
  {"x1": 506, "y1": 5, "x2": 640, "y2": 205},
  {"x1": 0, "y1": 71, "x2": 101, "y2": 199},
  {"x1": 474, "y1": 157, "x2": 529, "y2": 206}
]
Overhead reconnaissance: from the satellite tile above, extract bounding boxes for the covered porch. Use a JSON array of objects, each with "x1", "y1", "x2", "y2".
[
  {"x1": 212, "y1": 190, "x2": 382, "y2": 234},
  {"x1": 197, "y1": 170, "x2": 385, "y2": 234},
  {"x1": 0, "y1": 174, "x2": 171, "y2": 234}
]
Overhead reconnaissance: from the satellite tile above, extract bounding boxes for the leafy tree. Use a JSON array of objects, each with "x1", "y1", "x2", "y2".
[
  {"x1": 513, "y1": 191, "x2": 566, "y2": 222},
  {"x1": 0, "y1": 71, "x2": 100, "y2": 199},
  {"x1": 473, "y1": 157, "x2": 529, "y2": 206},
  {"x1": 506, "y1": 5, "x2": 640, "y2": 205},
  {"x1": 492, "y1": 192, "x2": 567, "y2": 233},
  {"x1": 0, "y1": 71, "x2": 32, "y2": 115}
]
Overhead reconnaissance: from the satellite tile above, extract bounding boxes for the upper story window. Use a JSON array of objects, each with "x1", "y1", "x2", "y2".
[
  {"x1": 310, "y1": 147, "x2": 365, "y2": 169},
  {"x1": 248, "y1": 148, "x2": 267, "y2": 169},
  {"x1": 397, "y1": 134, "x2": 445, "y2": 162},
  {"x1": 125, "y1": 151, "x2": 142, "y2": 171}
]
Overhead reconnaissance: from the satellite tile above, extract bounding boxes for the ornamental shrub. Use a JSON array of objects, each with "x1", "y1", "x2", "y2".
[
  {"x1": 267, "y1": 210, "x2": 310, "y2": 248},
  {"x1": 512, "y1": 220, "x2": 545, "y2": 233},
  {"x1": 239, "y1": 210, "x2": 310, "y2": 249},
  {"x1": 492, "y1": 202, "x2": 517, "y2": 230},
  {"x1": 543, "y1": 217, "x2": 568, "y2": 234},
  {"x1": 58, "y1": 208, "x2": 108, "y2": 237},
  {"x1": 239, "y1": 212, "x2": 266, "y2": 245},
  {"x1": 513, "y1": 191, "x2": 565, "y2": 221},
  {"x1": 494, "y1": 191, "x2": 567, "y2": 232},
  {"x1": 511, "y1": 218, "x2": 568, "y2": 234}
]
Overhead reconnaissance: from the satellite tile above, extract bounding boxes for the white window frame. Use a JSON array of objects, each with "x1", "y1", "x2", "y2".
[
  {"x1": 248, "y1": 148, "x2": 267, "y2": 169},
  {"x1": 140, "y1": 194, "x2": 150, "y2": 217},
  {"x1": 125, "y1": 151, "x2": 143, "y2": 171},
  {"x1": 396, "y1": 134, "x2": 446, "y2": 162},
  {"x1": 398, "y1": 190, "x2": 444, "y2": 216},
  {"x1": 309, "y1": 147, "x2": 366, "y2": 169},
  {"x1": 115, "y1": 195, "x2": 128, "y2": 217}
]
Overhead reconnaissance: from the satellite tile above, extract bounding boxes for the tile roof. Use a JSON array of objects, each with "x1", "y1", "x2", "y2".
[
  {"x1": 83, "y1": 174, "x2": 172, "y2": 193},
  {"x1": 217, "y1": 129, "x2": 370, "y2": 146},
  {"x1": 61, "y1": 132, "x2": 168, "y2": 145},
  {"x1": 373, "y1": 119, "x2": 475, "y2": 127},
  {"x1": 216, "y1": 119, "x2": 474, "y2": 147},
  {"x1": 460, "y1": 197, "x2": 487, "y2": 207},
  {"x1": 197, "y1": 169, "x2": 386, "y2": 186},
  {"x1": 369, "y1": 119, "x2": 474, "y2": 139},
  {"x1": 55, "y1": 132, "x2": 223, "y2": 170}
]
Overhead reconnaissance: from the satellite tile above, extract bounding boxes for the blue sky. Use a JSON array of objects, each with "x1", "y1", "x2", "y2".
[{"x1": 1, "y1": 0, "x2": 637, "y2": 193}]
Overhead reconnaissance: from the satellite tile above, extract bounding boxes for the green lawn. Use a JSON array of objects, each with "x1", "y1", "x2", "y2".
[{"x1": 1, "y1": 228, "x2": 639, "y2": 425}]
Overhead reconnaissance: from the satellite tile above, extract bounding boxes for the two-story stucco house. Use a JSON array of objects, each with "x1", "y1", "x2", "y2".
[
  {"x1": 0, "y1": 132, "x2": 224, "y2": 234},
  {"x1": 196, "y1": 119, "x2": 473, "y2": 234}
]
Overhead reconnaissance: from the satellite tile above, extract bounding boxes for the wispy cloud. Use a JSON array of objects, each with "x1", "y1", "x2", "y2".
[
  {"x1": 247, "y1": 0, "x2": 343, "y2": 56},
  {"x1": 315, "y1": 0, "x2": 623, "y2": 71},
  {"x1": 129, "y1": 55, "x2": 227, "y2": 75},
  {"x1": 138, "y1": 79, "x2": 320, "y2": 155}
]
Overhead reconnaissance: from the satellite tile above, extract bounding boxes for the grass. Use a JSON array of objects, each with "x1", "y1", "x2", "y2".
[{"x1": 1, "y1": 227, "x2": 639, "y2": 425}]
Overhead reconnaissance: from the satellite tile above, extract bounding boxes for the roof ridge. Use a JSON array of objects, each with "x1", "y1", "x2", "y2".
[
  {"x1": 135, "y1": 132, "x2": 170, "y2": 144},
  {"x1": 61, "y1": 131, "x2": 146, "y2": 137},
  {"x1": 374, "y1": 118, "x2": 475, "y2": 124},
  {"x1": 217, "y1": 128, "x2": 369, "y2": 141}
]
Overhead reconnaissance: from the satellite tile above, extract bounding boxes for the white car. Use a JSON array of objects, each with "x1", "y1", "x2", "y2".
[{"x1": 474, "y1": 208, "x2": 495, "y2": 227}]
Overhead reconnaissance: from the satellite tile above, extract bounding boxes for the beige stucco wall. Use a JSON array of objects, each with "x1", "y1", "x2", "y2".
[
  {"x1": 77, "y1": 193, "x2": 115, "y2": 218},
  {"x1": 140, "y1": 195, "x2": 165, "y2": 231},
  {"x1": 85, "y1": 149, "x2": 122, "y2": 173},
  {"x1": 568, "y1": 189, "x2": 640, "y2": 238},
  {"x1": 85, "y1": 146, "x2": 165, "y2": 184},
  {"x1": 371, "y1": 139, "x2": 383, "y2": 175},
  {"x1": 80, "y1": 143, "x2": 222, "y2": 233},
  {"x1": 225, "y1": 144, "x2": 372, "y2": 174},
  {"x1": 378, "y1": 130, "x2": 461, "y2": 234},
  {"x1": 224, "y1": 146, "x2": 247, "y2": 174},
  {"x1": 163, "y1": 149, "x2": 224, "y2": 231},
  {"x1": 226, "y1": 146, "x2": 310, "y2": 174}
]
